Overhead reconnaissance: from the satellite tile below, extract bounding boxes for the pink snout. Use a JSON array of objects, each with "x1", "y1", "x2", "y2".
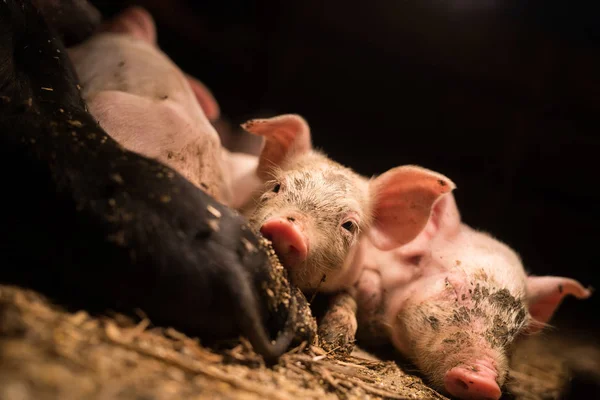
[
  {"x1": 444, "y1": 361, "x2": 501, "y2": 400},
  {"x1": 260, "y1": 218, "x2": 308, "y2": 269}
]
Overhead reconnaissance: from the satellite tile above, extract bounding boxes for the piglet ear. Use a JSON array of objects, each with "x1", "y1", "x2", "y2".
[
  {"x1": 525, "y1": 276, "x2": 593, "y2": 333},
  {"x1": 368, "y1": 165, "x2": 455, "y2": 251},
  {"x1": 183, "y1": 73, "x2": 221, "y2": 122},
  {"x1": 98, "y1": 6, "x2": 157, "y2": 44},
  {"x1": 241, "y1": 114, "x2": 312, "y2": 181}
]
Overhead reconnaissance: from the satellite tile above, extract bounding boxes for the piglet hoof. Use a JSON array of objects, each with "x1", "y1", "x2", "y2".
[
  {"x1": 318, "y1": 325, "x2": 356, "y2": 355},
  {"x1": 317, "y1": 292, "x2": 358, "y2": 355}
]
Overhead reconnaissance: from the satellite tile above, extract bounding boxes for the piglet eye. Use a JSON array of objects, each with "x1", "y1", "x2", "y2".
[
  {"x1": 272, "y1": 183, "x2": 281, "y2": 193},
  {"x1": 342, "y1": 220, "x2": 357, "y2": 233}
]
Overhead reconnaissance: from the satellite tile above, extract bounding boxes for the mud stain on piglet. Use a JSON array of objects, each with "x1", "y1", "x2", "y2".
[{"x1": 427, "y1": 316, "x2": 440, "y2": 331}]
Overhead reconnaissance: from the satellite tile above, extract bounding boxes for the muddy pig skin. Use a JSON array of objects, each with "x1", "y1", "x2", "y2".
[
  {"x1": 66, "y1": 6, "x2": 250, "y2": 206},
  {"x1": 0, "y1": 0, "x2": 312, "y2": 361},
  {"x1": 350, "y1": 192, "x2": 593, "y2": 399},
  {"x1": 238, "y1": 114, "x2": 455, "y2": 293}
]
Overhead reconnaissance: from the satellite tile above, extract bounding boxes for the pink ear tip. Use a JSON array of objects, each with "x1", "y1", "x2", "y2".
[
  {"x1": 124, "y1": 6, "x2": 153, "y2": 19},
  {"x1": 240, "y1": 119, "x2": 264, "y2": 133},
  {"x1": 438, "y1": 177, "x2": 457, "y2": 192},
  {"x1": 571, "y1": 282, "x2": 593, "y2": 299}
]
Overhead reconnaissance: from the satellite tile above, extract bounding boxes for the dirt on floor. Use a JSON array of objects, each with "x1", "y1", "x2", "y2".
[{"x1": 0, "y1": 284, "x2": 597, "y2": 400}]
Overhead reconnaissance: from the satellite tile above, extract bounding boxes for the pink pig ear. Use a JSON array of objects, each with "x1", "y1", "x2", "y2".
[
  {"x1": 525, "y1": 276, "x2": 593, "y2": 333},
  {"x1": 368, "y1": 165, "x2": 456, "y2": 251},
  {"x1": 98, "y1": 6, "x2": 157, "y2": 44},
  {"x1": 183, "y1": 73, "x2": 221, "y2": 122},
  {"x1": 241, "y1": 114, "x2": 312, "y2": 181}
]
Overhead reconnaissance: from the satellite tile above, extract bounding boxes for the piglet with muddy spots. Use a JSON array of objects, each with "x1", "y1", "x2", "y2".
[
  {"x1": 238, "y1": 114, "x2": 454, "y2": 294},
  {"x1": 349, "y1": 192, "x2": 593, "y2": 399}
]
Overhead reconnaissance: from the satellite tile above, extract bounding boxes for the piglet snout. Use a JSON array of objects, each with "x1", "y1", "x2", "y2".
[
  {"x1": 260, "y1": 218, "x2": 308, "y2": 269},
  {"x1": 444, "y1": 361, "x2": 501, "y2": 400}
]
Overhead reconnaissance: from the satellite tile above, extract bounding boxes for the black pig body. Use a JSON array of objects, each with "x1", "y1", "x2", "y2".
[{"x1": 0, "y1": 0, "x2": 312, "y2": 361}]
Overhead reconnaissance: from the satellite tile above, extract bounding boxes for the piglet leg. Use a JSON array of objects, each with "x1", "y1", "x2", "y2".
[{"x1": 318, "y1": 291, "x2": 358, "y2": 355}]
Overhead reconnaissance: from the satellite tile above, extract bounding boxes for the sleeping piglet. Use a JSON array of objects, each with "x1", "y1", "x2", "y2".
[
  {"x1": 67, "y1": 6, "x2": 244, "y2": 205},
  {"x1": 239, "y1": 114, "x2": 455, "y2": 293},
  {"x1": 347, "y1": 192, "x2": 593, "y2": 399}
]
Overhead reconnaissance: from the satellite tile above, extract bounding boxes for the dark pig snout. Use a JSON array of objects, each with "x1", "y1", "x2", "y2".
[
  {"x1": 260, "y1": 217, "x2": 308, "y2": 269},
  {"x1": 444, "y1": 360, "x2": 501, "y2": 400}
]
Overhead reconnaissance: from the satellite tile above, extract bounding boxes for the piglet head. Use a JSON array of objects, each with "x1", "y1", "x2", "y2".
[
  {"x1": 386, "y1": 196, "x2": 593, "y2": 400},
  {"x1": 242, "y1": 114, "x2": 455, "y2": 292},
  {"x1": 393, "y1": 274, "x2": 527, "y2": 400},
  {"x1": 242, "y1": 114, "x2": 364, "y2": 290},
  {"x1": 396, "y1": 274, "x2": 591, "y2": 400}
]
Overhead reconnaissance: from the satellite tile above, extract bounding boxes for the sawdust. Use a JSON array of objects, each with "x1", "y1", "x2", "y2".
[
  {"x1": 0, "y1": 284, "x2": 596, "y2": 400},
  {"x1": 0, "y1": 285, "x2": 443, "y2": 400}
]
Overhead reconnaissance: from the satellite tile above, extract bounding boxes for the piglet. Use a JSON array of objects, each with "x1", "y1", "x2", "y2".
[
  {"x1": 0, "y1": 0, "x2": 314, "y2": 362},
  {"x1": 239, "y1": 114, "x2": 455, "y2": 294},
  {"x1": 66, "y1": 7, "x2": 236, "y2": 204},
  {"x1": 349, "y1": 192, "x2": 593, "y2": 399}
]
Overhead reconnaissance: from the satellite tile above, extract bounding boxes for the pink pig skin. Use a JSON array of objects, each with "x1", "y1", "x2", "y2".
[
  {"x1": 346, "y1": 192, "x2": 592, "y2": 400},
  {"x1": 67, "y1": 6, "x2": 258, "y2": 207}
]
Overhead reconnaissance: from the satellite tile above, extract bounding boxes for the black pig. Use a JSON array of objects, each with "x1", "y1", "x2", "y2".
[{"x1": 0, "y1": 0, "x2": 314, "y2": 362}]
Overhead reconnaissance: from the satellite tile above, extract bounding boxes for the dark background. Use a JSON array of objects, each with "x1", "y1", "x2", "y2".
[{"x1": 90, "y1": 0, "x2": 600, "y2": 335}]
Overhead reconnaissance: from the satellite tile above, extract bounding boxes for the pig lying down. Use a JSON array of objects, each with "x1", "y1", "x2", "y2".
[
  {"x1": 0, "y1": 0, "x2": 313, "y2": 362},
  {"x1": 236, "y1": 114, "x2": 592, "y2": 399},
  {"x1": 67, "y1": 6, "x2": 244, "y2": 205},
  {"x1": 351, "y1": 192, "x2": 592, "y2": 399}
]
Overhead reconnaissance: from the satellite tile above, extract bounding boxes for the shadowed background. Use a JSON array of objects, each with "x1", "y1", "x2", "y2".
[{"x1": 90, "y1": 0, "x2": 599, "y2": 340}]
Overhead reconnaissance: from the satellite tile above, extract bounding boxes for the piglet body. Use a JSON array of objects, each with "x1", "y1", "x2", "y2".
[
  {"x1": 67, "y1": 7, "x2": 250, "y2": 206},
  {"x1": 351, "y1": 193, "x2": 592, "y2": 399}
]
